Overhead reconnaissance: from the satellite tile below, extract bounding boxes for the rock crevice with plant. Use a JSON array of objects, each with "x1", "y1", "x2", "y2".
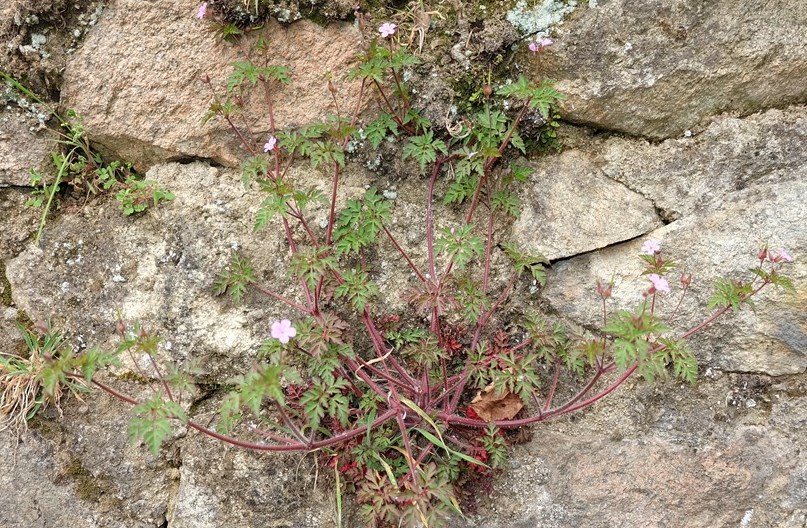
[{"x1": 1, "y1": 2, "x2": 804, "y2": 527}]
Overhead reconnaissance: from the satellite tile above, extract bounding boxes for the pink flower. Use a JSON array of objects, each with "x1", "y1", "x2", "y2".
[
  {"x1": 648, "y1": 274, "x2": 670, "y2": 294},
  {"x1": 271, "y1": 319, "x2": 297, "y2": 344},
  {"x1": 777, "y1": 247, "x2": 794, "y2": 262},
  {"x1": 528, "y1": 37, "x2": 553, "y2": 53},
  {"x1": 640, "y1": 240, "x2": 661, "y2": 255},
  {"x1": 378, "y1": 22, "x2": 397, "y2": 38},
  {"x1": 263, "y1": 136, "x2": 277, "y2": 152},
  {"x1": 196, "y1": 2, "x2": 207, "y2": 19}
]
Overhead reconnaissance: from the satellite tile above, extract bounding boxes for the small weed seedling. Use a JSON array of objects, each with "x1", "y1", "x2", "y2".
[
  {"x1": 1, "y1": 72, "x2": 175, "y2": 243},
  {"x1": 3, "y1": 11, "x2": 796, "y2": 528}
]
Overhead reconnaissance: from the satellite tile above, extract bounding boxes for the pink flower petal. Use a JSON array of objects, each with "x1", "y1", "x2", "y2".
[
  {"x1": 778, "y1": 247, "x2": 794, "y2": 262},
  {"x1": 648, "y1": 274, "x2": 670, "y2": 293},
  {"x1": 641, "y1": 240, "x2": 661, "y2": 255},
  {"x1": 263, "y1": 136, "x2": 277, "y2": 152},
  {"x1": 378, "y1": 22, "x2": 397, "y2": 38}
]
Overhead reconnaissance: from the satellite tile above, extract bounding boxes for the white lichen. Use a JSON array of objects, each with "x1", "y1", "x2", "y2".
[{"x1": 506, "y1": 0, "x2": 577, "y2": 36}]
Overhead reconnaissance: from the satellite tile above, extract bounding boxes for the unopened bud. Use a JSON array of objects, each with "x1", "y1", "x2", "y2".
[
  {"x1": 328, "y1": 78, "x2": 338, "y2": 97},
  {"x1": 34, "y1": 320, "x2": 49, "y2": 334},
  {"x1": 757, "y1": 247, "x2": 768, "y2": 261},
  {"x1": 680, "y1": 273, "x2": 692, "y2": 288},
  {"x1": 116, "y1": 319, "x2": 126, "y2": 336},
  {"x1": 596, "y1": 280, "x2": 612, "y2": 299},
  {"x1": 482, "y1": 84, "x2": 493, "y2": 99}
]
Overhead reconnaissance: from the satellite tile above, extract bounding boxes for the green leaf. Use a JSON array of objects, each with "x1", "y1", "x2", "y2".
[
  {"x1": 259, "y1": 65, "x2": 291, "y2": 85},
  {"x1": 129, "y1": 396, "x2": 187, "y2": 455},
  {"x1": 334, "y1": 269, "x2": 380, "y2": 313},
  {"x1": 502, "y1": 243, "x2": 549, "y2": 284},
  {"x1": 401, "y1": 334, "x2": 446, "y2": 371},
  {"x1": 216, "y1": 392, "x2": 241, "y2": 435},
  {"x1": 603, "y1": 303, "x2": 668, "y2": 372},
  {"x1": 510, "y1": 163, "x2": 532, "y2": 183},
  {"x1": 300, "y1": 378, "x2": 349, "y2": 431},
  {"x1": 309, "y1": 141, "x2": 345, "y2": 169},
  {"x1": 707, "y1": 279, "x2": 754, "y2": 312},
  {"x1": 435, "y1": 224, "x2": 483, "y2": 270},
  {"x1": 455, "y1": 276, "x2": 490, "y2": 325},
  {"x1": 289, "y1": 247, "x2": 337, "y2": 289},
  {"x1": 241, "y1": 155, "x2": 269, "y2": 187},
  {"x1": 364, "y1": 112, "x2": 399, "y2": 149},
  {"x1": 402, "y1": 131, "x2": 447, "y2": 171},
  {"x1": 443, "y1": 173, "x2": 478, "y2": 206},
  {"x1": 481, "y1": 423, "x2": 508, "y2": 469},
  {"x1": 492, "y1": 352, "x2": 541, "y2": 403},
  {"x1": 496, "y1": 76, "x2": 565, "y2": 118},
  {"x1": 235, "y1": 362, "x2": 287, "y2": 415},
  {"x1": 509, "y1": 129, "x2": 526, "y2": 154},
  {"x1": 491, "y1": 190, "x2": 521, "y2": 218},
  {"x1": 333, "y1": 188, "x2": 392, "y2": 256},
  {"x1": 227, "y1": 61, "x2": 288, "y2": 91},
  {"x1": 749, "y1": 267, "x2": 795, "y2": 293},
  {"x1": 659, "y1": 337, "x2": 698, "y2": 384},
  {"x1": 402, "y1": 108, "x2": 431, "y2": 134},
  {"x1": 254, "y1": 195, "x2": 286, "y2": 231},
  {"x1": 77, "y1": 347, "x2": 121, "y2": 383},
  {"x1": 213, "y1": 252, "x2": 256, "y2": 304}
]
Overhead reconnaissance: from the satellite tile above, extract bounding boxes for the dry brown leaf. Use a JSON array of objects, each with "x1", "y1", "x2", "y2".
[{"x1": 469, "y1": 382, "x2": 523, "y2": 421}]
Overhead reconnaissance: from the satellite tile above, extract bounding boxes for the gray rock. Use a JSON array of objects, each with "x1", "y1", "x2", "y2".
[
  {"x1": 512, "y1": 150, "x2": 662, "y2": 261},
  {"x1": 533, "y1": 0, "x2": 807, "y2": 138},
  {"x1": 170, "y1": 416, "x2": 332, "y2": 527},
  {"x1": 542, "y1": 176, "x2": 806, "y2": 376},
  {"x1": 460, "y1": 372, "x2": 807, "y2": 528},
  {"x1": 598, "y1": 106, "x2": 807, "y2": 220},
  {"x1": 60, "y1": 0, "x2": 364, "y2": 171},
  {"x1": 0, "y1": 391, "x2": 174, "y2": 528},
  {"x1": 0, "y1": 187, "x2": 39, "y2": 260},
  {"x1": 6, "y1": 162, "x2": 293, "y2": 378},
  {"x1": 0, "y1": 108, "x2": 51, "y2": 187}
]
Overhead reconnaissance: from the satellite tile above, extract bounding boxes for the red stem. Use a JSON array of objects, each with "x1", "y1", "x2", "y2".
[
  {"x1": 382, "y1": 225, "x2": 428, "y2": 284},
  {"x1": 251, "y1": 283, "x2": 311, "y2": 314},
  {"x1": 90, "y1": 376, "x2": 399, "y2": 452}
]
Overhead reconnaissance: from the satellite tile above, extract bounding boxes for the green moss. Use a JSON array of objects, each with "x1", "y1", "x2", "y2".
[
  {"x1": 449, "y1": 53, "x2": 510, "y2": 116},
  {"x1": 117, "y1": 370, "x2": 152, "y2": 385},
  {"x1": 0, "y1": 261, "x2": 12, "y2": 307},
  {"x1": 61, "y1": 458, "x2": 118, "y2": 503}
]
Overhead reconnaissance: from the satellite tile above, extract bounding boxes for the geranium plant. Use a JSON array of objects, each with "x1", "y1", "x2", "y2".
[{"x1": 4, "y1": 10, "x2": 795, "y2": 528}]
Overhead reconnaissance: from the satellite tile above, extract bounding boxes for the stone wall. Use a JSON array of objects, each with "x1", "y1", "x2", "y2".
[{"x1": 1, "y1": 1, "x2": 805, "y2": 526}]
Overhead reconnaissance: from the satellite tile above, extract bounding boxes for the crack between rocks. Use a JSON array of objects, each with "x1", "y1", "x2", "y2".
[
  {"x1": 163, "y1": 452, "x2": 181, "y2": 528},
  {"x1": 593, "y1": 164, "x2": 679, "y2": 225},
  {"x1": 0, "y1": 184, "x2": 38, "y2": 191},
  {"x1": 544, "y1": 222, "x2": 664, "y2": 271},
  {"x1": 561, "y1": 99, "x2": 807, "y2": 144},
  {"x1": 165, "y1": 155, "x2": 225, "y2": 168}
]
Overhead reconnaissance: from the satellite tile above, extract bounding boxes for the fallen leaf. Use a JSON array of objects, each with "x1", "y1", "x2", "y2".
[{"x1": 469, "y1": 382, "x2": 523, "y2": 421}]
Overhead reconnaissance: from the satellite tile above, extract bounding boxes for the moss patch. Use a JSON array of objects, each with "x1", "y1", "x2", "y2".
[
  {"x1": 57, "y1": 456, "x2": 122, "y2": 506},
  {"x1": 0, "y1": 260, "x2": 13, "y2": 307}
]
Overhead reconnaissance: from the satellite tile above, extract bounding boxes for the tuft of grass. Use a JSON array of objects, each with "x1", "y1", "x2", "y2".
[{"x1": 0, "y1": 324, "x2": 68, "y2": 435}]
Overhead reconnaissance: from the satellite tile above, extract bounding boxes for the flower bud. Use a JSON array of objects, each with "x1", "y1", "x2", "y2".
[
  {"x1": 482, "y1": 84, "x2": 493, "y2": 99},
  {"x1": 596, "y1": 280, "x2": 612, "y2": 299},
  {"x1": 757, "y1": 247, "x2": 768, "y2": 261},
  {"x1": 680, "y1": 273, "x2": 692, "y2": 288}
]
